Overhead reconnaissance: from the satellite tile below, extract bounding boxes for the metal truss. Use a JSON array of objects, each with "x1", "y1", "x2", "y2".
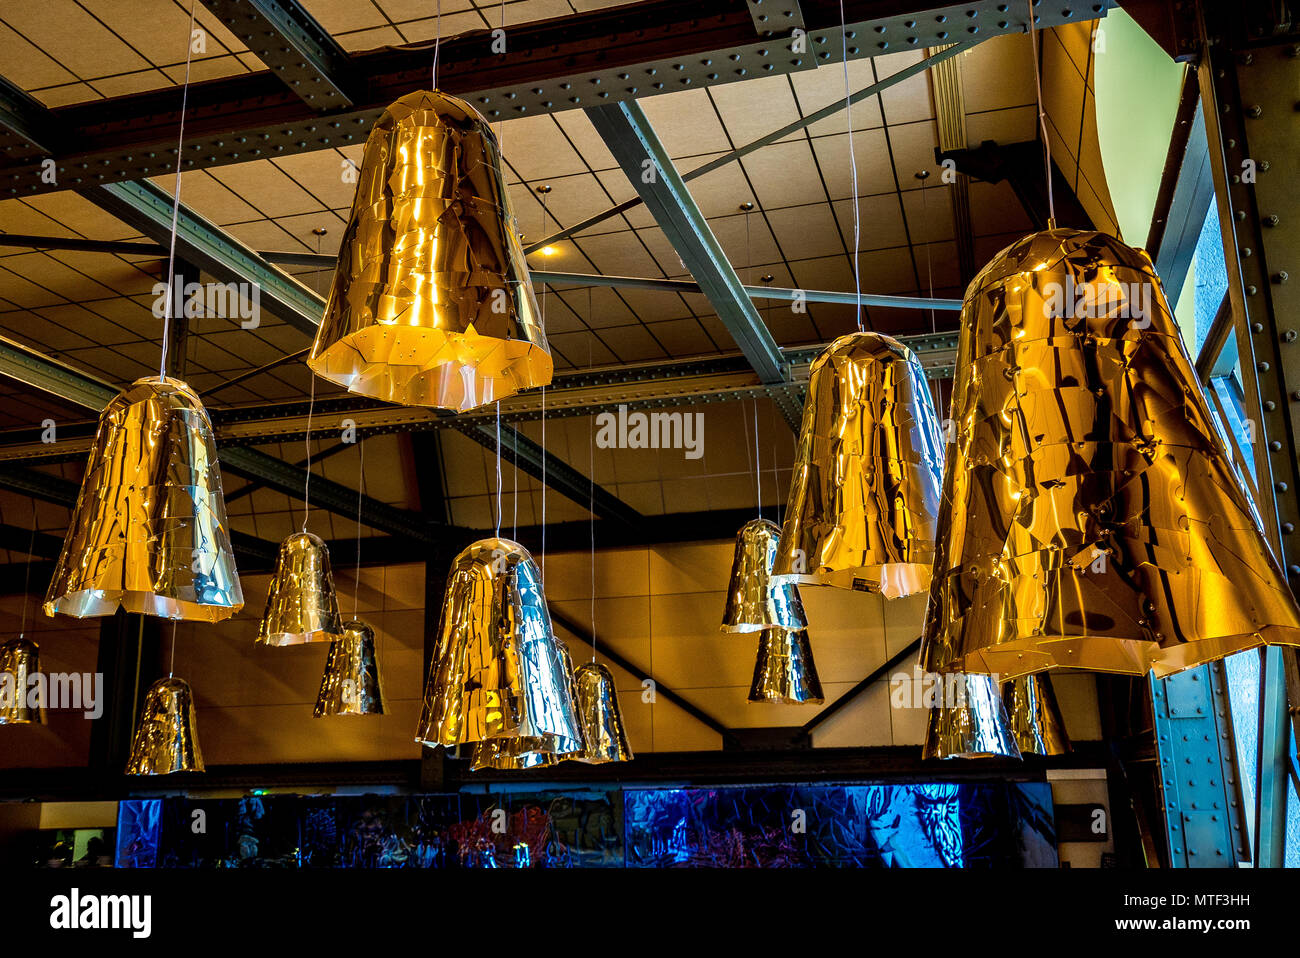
[{"x1": 0, "y1": 0, "x2": 1109, "y2": 198}]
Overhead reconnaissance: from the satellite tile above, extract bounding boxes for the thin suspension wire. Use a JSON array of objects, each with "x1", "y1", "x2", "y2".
[
  {"x1": 754, "y1": 398, "x2": 763, "y2": 520},
  {"x1": 539, "y1": 190, "x2": 549, "y2": 582},
  {"x1": 431, "y1": 0, "x2": 442, "y2": 88},
  {"x1": 921, "y1": 180, "x2": 947, "y2": 426},
  {"x1": 158, "y1": 0, "x2": 199, "y2": 381},
  {"x1": 1027, "y1": 0, "x2": 1057, "y2": 228},
  {"x1": 839, "y1": 0, "x2": 864, "y2": 332},
  {"x1": 588, "y1": 287, "x2": 596, "y2": 664},
  {"x1": 17, "y1": 510, "x2": 37, "y2": 639},
  {"x1": 301, "y1": 373, "x2": 316, "y2": 531},
  {"x1": 354, "y1": 439, "x2": 365, "y2": 616},
  {"x1": 511, "y1": 424, "x2": 518, "y2": 540},
  {"x1": 494, "y1": 402, "x2": 502, "y2": 538},
  {"x1": 168, "y1": 620, "x2": 178, "y2": 679}
]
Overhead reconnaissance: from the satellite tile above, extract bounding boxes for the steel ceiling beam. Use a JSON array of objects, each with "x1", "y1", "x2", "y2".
[
  {"x1": 86, "y1": 180, "x2": 324, "y2": 336},
  {"x1": 587, "y1": 99, "x2": 798, "y2": 427},
  {"x1": 0, "y1": 0, "x2": 1109, "y2": 198},
  {"x1": 527, "y1": 40, "x2": 975, "y2": 253},
  {"x1": 0, "y1": 336, "x2": 441, "y2": 545},
  {"x1": 199, "y1": 0, "x2": 356, "y2": 110}
]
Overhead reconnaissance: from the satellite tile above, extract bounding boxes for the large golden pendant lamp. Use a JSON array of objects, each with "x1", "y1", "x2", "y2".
[
  {"x1": 771, "y1": 331, "x2": 945, "y2": 598},
  {"x1": 309, "y1": 90, "x2": 552, "y2": 411},
  {"x1": 921, "y1": 229, "x2": 1300, "y2": 681},
  {"x1": 415, "y1": 538, "x2": 581, "y2": 758},
  {"x1": 43, "y1": 378, "x2": 243, "y2": 622}
]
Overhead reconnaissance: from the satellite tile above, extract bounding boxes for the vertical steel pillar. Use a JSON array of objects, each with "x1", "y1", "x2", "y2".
[
  {"x1": 1194, "y1": 0, "x2": 1300, "y2": 867},
  {"x1": 1150, "y1": 664, "x2": 1252, "y2": 866}
]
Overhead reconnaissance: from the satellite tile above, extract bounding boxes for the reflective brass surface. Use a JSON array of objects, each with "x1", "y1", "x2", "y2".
[
  {"x1": 43, "y1": 377, "x2": 243, "y2": 622},
  {"x1": 772, "y1": 331, "x2": 944, "y2": 598},
  {"x1": 125, "y1": 676, "x2": 204, "y2": 775},
  {"x1": 570, "y1": 661, "x2": 633, "y2": 763},
  {"x1": 721, "y1": 518, "x2": 808, "y2": 632},
  {"x1": 469, "y1": 738, "x2": 558, "y2": 771},
  {"x1": 258, "y1": 532, "x2": 345, "y2": 647},
  {"x1": 922, "y1": 673, "x2": 1021, "y2": 760},
  {"x1": 315, "y1": 619, "x2": 384, "y2": 716},
  {"x1": 1004, "y1": 673, "x2": 1070, "y2": 756},
  {"x1": 310, "y1": 90, "x2": 551, "y2": 411},
  {"x1": 921, "y1": 229, "x2": 1300, "y2": 679},
  {"x1": 0, "y1": 639, "x2": 44, "y2": 725},
  {"x1": 748, "y1": 627, "x2": 825, "y2": 704},
  {"x1": 415, "y1": 537, "x2": 581, "y2": 753}
]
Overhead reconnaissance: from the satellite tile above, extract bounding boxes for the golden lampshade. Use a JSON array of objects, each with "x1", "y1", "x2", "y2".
[
  {"x1": 721, "y1": 518, "x2": 807, "y2": 632},
  {"x1": 314, "y1": 619, "x2": 384, "y2": 717},
  {"x1": 921, "y1": 229, "x2": 1300, "y2": 680},
  {"x1": 43, "y1": 377, "x2": 243, "y2": 622},
  {"x1": 470, "y1": 738, "x2": 558, "y2": 771},
  {"x1": 923, "y1": 673, "x2": 1021, "y2": 760},
  {"x1": 748, "y1": 627, "x2": 825, "y2": 705},
  {"x1": 772, "y1": 331, "x2": 944, "y2": 598},
  {"x1": 309, "y1": 90, "x2": 551, "y2": 411},
  {"x1": 0, "y1": 639, "x2": 45, "y2": 725},
  {"x1": 258, "y1": 532, "x2": 345, "y2": 647},
  {"x1": 1004, "y1": 673, "x2": 1070, "y2": 756},
  {"x1": 415, "y1": 538, "x2": 581, "y2": 755},
  {"x1": 125, "y1": 676, "x2": 204, "y2": 775},
  {"x1": 570, "y1": 661, "x2": 633, "y2": 763}
]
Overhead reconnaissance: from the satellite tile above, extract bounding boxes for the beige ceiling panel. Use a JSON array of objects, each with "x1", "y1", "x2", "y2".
[
  {"x1": 375, "y1": 0, "x2": 476, "y2": 21},
  {"x1": 209, "y1": 161, "x2": 326, "y2": 218},
  {"x1": 646, "y1": 317, "x2": 717, "y2": 357},
  {"x1": 47, "y1": 252, "x2": 158, "y2": 296},
  {"x1": 831, "y1": 194, "x2": 907, "y2": 251},
  {"x1": 272, "y1": 151, "x2": 367, "y2": 212},
  {"x1": 500, "y1": 114, "x2": 589, "y2": 181},
  {"x1": 876, "y1": 61, "x2": 934, "y2": 126},
  {"x1": 809, "y1": 128, "x2": 894, "y2": 199},
  {"x1": 764, "y1": 304, "x2": 819, "y2": 346},
  {"x1": 968, "y1": 179, "x2": 1033, "y2": 236},
  {"x1": 332, "y1": 25, "x2": 406, "y2": 52},
  {"x1": 608, "y1": 286, "x2": 693, "y2": 323},
  {"x1": 886, "y1": 119, "x2": 940, "y2": 185},
  {"x1": 4, "y1": 1, "x2": 153, "y2": 78},
  {"x1": 575, "y1": 230, "x2": 662, "y2": 278},
  {"x1": 765, "y1": 202, "x2": 845, "y2": 261},
  {"x1": 792, "y1": 58, "x2": 884, "y2": 136},
  {"x1": 899, "y1": 185, "x2": 955, "y2": 245},
  {"x1": 517, "y1": 173, "x2": 626, "y2": 239},
  {"x1": 592, "y1": 170, "x2": 656, "y2": 229},
  {"x1": 81, "y1": 0, "x2": 244, "y2": 62},
  {"x1": 637, "y1": 88, "x2": 733, "y2": 159},
  {"x1": 1, "y1": 252, "x2": 116, "y2": 302},
  {"x1": 299, "y1": 0, "x2": 392, "y2": 34},
  {"x1": 857, "y1": 244, "x2": 917, "y2": 294},
  {"x1": 90, "y1": 69, "x2": 176, "y2": 99},
  {"x1": 790, "y1": 254, "x2": 855, "y2": 293},
  {"x1": 709, "y1": 213, "x2": 780, "y2": 272},
  {"x1": 273, "y1": 211, "x2": 348, "y2": 254},
  {"x1": 502, "y1": 0, "x2": 574, "y2": 26},
  {"x1": 965, "y1": 104, "x2": 1036, "y2": 145},
  {"x1": 599, "y1": 323, "x2": 668, "y2": 363},
  {"x1": 738, "y1": 138, "x2": 830, "y2": 210},
  {"x1": 553, "y1": 110, "x2": 620, "y2": 172},
  {"x1": 706, "y1": 72, "x2": 802, "y2": 144},
  {"x1": 221, "y1": 219, "x2": 305, "y2": 254},
  {"x1": 26, "y1": 83, "x2": 98, "y2": 107},
  {"x1": 676, "y1": 159, "x2": 757, "y2": 220},
  {"x1": 626, "y1": 226, "x2": 687, "y2": 278},
  {"x1": 1053, "y1": 21, "x2": 1095, "y2": 84},
  {"x1": 549, "y1": 330, "x2": 617, "y2": 366},
  {"x1": 960, "y1": 34, "x2": 1035, "y2": 113},
  {"x1": 568, "y1": 283, "x2": 640, "y2": 329},
  {"x1": 0, "y1": 198, "x2": 78, "y2": 238},
  {"x1": 0, "y1": 21, "x2": 77, "y2": 91},
  {"x1": 909, "y1": 239, "x2": 961, "y2": 291}
]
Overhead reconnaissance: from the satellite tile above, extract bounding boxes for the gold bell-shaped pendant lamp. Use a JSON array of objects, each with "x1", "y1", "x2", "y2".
[
  {"x1": 43, "y1": 378, "x2": 243, "y2": 622},
  {"x1": 258, "y1": 532, "x2": 345, "y2": 647},
  {"x1": 772, "y1": 331, "x2": 944, "y2": 598},
  {"x1": 0, "y1": 638, "x2": 45, "y2": 725},
  {"x1": 721, "y1": 518, "x2": 808, "y2": 632},
  {"x1": 470, "y1": 738, "x2": 559, "y2": 771},
  {"x1": 748, "y1": 627, "x2": 825, "y2": 705},
  {"x1": 314, "y1": 620, "x2": 384, "y2": 717},
  {"x1": 1004, "y1": 673, "x2": 1070, "y2": 756},
  {"x1": 922, "y1": 673, "x2": 1021, "y2": 760},
  {"x1": 125, "y1": 676, "x2": 204, "y2": 775},
  {"x1": 309, "y1": 90, "x2": 552, "y2": 411},
  {"x1": 921, "y1": 228, "x2": 1300, "y2": 680},
  {"x1": 570, "y1": 661, "x2": 634, "y2": 763},
  {"x1": 415, "y1": 538, "x2": 581, "y2": 756}
]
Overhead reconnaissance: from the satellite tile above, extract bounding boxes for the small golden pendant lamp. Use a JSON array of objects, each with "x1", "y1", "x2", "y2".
[
  {"x1": 125, "y1": 676, "x2": 204, "y2": 775},
  {"x1": 921, "y1": 229, "x2": 1300, "y2": 680},
  {"x1": 1003, "y1": 673, "x2": 1070, "y2": 756},
  {"x1": 258, "y1": 532, "x2": 345, "y2": 647},
  {"x1": 415, "y1": 538, "x2": 581, "y2": 756},
  {"x1": 43, "y1": 378, "x2": 243, "y2": 622},
  {"x1": 470, "y1": 738, "x2": 558, "y2": 771},
  {"x1": 722, "y1": 518, "x2": 808, "y2": 632},
  {"x1": 748, "y1": 627, "x2": 824, "y2": 705},
  {"x1": 923, "y1": 673, "x2": 1021, "y2": 760},
  {"x1": 772, "y1": 331, "x2": 944, "y2": 598},
  {"x1": 570, "y1": 661, "x2": 634, "y2": 763},
  {"x1": 309, "y1": 90, "x2": 552, "y2": 411},
  {"x1": 315, "y1": 619, "x2": 384, "y2": 716},
  {"x1": 0, "y1": 638, "x2": 45, "y2": 725}
]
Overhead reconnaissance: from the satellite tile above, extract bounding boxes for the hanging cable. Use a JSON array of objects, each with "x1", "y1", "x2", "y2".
[
  {"x1": 354, "y1": 439, "x2": 365, "y2": 616},
  {"x1": 1027, "y1": 0, "x2": 1057, "y2": 228},
  {"x1": 301, "y1": 373, "x2": 316, "y2": 532},
  {"x1": 17, "y1": 511, "x2": 37, "y2": 640},
  {"x1": 431, "y1": 0, "x2": 442, "y2": 89},
  {"x1": 494, "y1": 401, "x2": 502, "y2": 539},
  {"x1": 839, "y1": 0, "x2": 864, "y2": 332},
  {"x1": 158, "y1": 0, "x2": 199, "y2": 381}
]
